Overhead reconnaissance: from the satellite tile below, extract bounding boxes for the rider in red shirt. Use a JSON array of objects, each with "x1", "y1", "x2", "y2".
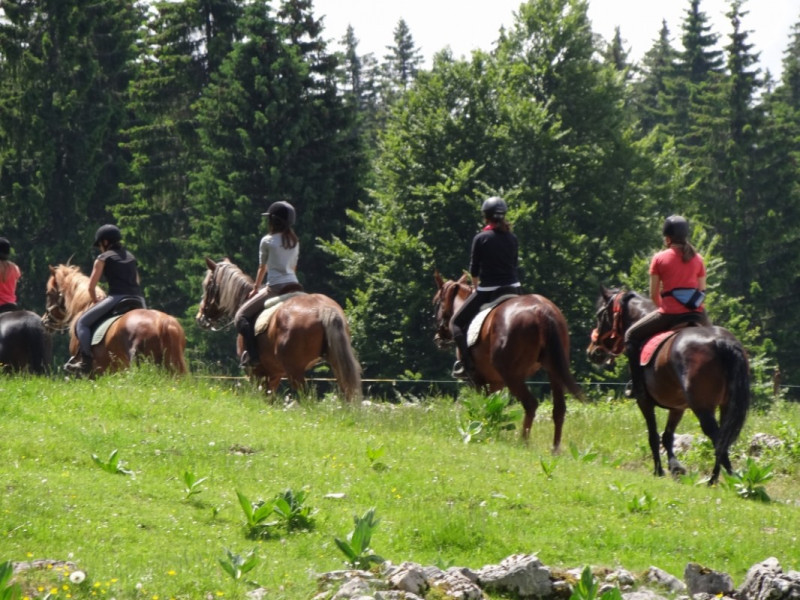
[
  {"x1": 0, "y1": 237, "x2": 22, "y2": 313},
  {"x1": 624, "y1": 215, "x2": 711, "y2": 399}
]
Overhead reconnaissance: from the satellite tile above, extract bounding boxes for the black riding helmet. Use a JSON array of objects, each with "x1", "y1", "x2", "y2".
[
  {"x1": 481, "y1": 196, "x2": 508, "y2": 222},
  {"x1": 262, "y1": 201, "x2": 296, "y2": 228},
  {"x1": 663, "y1": 215, "x2": 689, "y2": 243},
  {"x1": 0, "y1": 237, "x2": 10, "y2": 260},
  {"x1": 93, "y1": 224, "x2": 122, "y2": 248}
]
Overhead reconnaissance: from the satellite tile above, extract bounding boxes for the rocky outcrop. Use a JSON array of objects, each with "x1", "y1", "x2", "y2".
[{"x1": 299, "y1": 555, "x2": 800, "y2": 600}]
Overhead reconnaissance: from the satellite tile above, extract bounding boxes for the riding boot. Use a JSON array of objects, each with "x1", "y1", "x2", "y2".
[
  {"x1": 237, "y1": 318, "x2": 259, "y2": 367},
  {"x1": 451, "y1": 332, "x2": 475, "y2": 379},
  {"x1": 64, "y1": 352, "x2": 92, "y2": 375},
  {"x1": 625, "y1": 344, "x2": 645, "y2": 399}
]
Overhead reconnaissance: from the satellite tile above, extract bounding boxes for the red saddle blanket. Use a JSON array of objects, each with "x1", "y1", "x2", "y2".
[{"x1": 640, "y1": 330, "x2": 678, "y2": 366}]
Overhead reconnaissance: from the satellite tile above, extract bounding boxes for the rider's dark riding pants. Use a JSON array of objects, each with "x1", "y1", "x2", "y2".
[{"x1": 75, "y1": 294, "x2": 146, "y2": 358}]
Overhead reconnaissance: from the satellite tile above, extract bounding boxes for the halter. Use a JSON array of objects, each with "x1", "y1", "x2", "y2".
[
  {"x1": 43, "y1": 281, "x2": 71, "y2": 333},
  {"x1": 590, "y1": 290, "x2": 627, "y2": 356}
]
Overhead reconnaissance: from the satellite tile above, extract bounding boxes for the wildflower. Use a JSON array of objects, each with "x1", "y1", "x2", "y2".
[{"x1": 70, "y1": 570, "x2": 87, "y2": 584}]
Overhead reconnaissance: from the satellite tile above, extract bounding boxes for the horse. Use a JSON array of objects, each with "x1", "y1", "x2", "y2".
[
  {"x1": 586, "y1": 287, "x2": 750, "y2": 484},
  {"x1": 433, "y1": 272, "x2": 582, "y2": 451},
  {"x1": 43, "y1": 264, "x2": 187, "y2": 375},
  {"x1": 196, "y1": 257, "x2": 362, "y2": 401},
  {"x1": 0, "y1": 310, "x2": 52, "y2": 374}
]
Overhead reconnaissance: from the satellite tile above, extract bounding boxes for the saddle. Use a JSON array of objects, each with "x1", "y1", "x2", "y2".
[
  {"x1": 639, "y1": 319, "x2": 702, "y2": 366},
  {"x1": 90, "y1": 297, "x2": 145, "y2": 346},
  {"x1": 466, "y1": 294, "x2": 518, "y2": 347},
  {"x1": 254, "y1": 291, "x2": 306, "y2": 336}
]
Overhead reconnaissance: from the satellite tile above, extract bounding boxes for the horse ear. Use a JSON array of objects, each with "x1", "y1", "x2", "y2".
[
  {"x1": 457, "y1": 272, "x2": 470, "y2": 285},
  {"x1": 205, "y1": 257, "x2": 217, "y2": 271},
  {"x1": 433, "y1": 270, "x2": 443, "y2": 289},
  {"x1": 49, "y1": 265, "x2": 56, "y2": 274}
]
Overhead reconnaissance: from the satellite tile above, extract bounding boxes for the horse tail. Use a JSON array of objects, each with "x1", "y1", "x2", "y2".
[
  {"x1": 714, "y1": 337, "x2": 750, "y2": 469},
  {"x1": 320, "y1": 306, "x2": 362, "y2": 402},
  {"x1": 158, "y1": 313, "x2": 188, "y2": 374},
  {"x1": 544, "y1": 311, "x2": 583, "y2": 400}
]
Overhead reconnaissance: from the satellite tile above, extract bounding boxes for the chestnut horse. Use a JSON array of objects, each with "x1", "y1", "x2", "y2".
[
  {"x1": 0, "y1": 310, "x2": 52, "y2": 374},
  {"x1": 43, "y1": 264, "x2": 187, "y2": 375},
  {"x1": 586, "y1": 287, "x2": 750, "y2": 483},
  {"x1": 433, "y1": 272, "x2": 582, "y2": 450},
  {"x1": 196, "y1": 258, "x2": 361, "y2": 401}
]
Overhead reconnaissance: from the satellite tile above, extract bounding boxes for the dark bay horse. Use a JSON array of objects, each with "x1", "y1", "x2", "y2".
[
  {"x1": 43, "y1": 265, "x2": 187, "y2": 375},
  {"x1": 586, "y1": 287, "x2": 750, "y2": 483},
  {"x1": 196, "y1": 258, "x2": 362, "y2": 401},
  {"x1": 0, "y1": 310, "x2": 52, "y2": 373},
  {"x1": 433, "y1": 272, "x2": 582, "y2": 450}
]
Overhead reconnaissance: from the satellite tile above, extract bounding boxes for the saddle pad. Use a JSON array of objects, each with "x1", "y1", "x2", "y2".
[
  {"x1": 466, "y1": 294, "x2": 518, "y2": 347},
  {"x1": 91, "y1": 315, "x2": 123, "y2": 346},
  {"x1": 640, "y1": 330, "x2": 677, "y2": 366},
  {"x1": 254, "y1": 291, "x2": 306, "y2": 336}
]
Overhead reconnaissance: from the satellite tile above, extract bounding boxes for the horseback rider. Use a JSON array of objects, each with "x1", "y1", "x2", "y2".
[
  {"x1": 64, "y1": 224, "x2": 146, "y2": 374},
  {"x1": 235, "y1": 200, "x2": 304, "y2": 367},
  {"x1": 450, "y1": 196, "x2": 521, "y2": 379},
  {"x1": 624, "y1": 215, "x2": 711, "y2": 399},
  {"x1": 0, "y1": 237, "x2": 21, "y2": 313}
]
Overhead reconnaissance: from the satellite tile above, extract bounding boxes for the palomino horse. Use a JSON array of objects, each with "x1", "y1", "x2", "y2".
[
  {"x1": 43, "y1": 264, "x2": 187, "y2": 375},
  {"x1": 586, "y1": 287, "x2": 750, "y2": 483},
  {"x1": 433, "y1": 272, "x2": 582, "y2": 450},
  {"x1": 0, "y1": 310, "x2": 52, "y2": 373},
  {"x1": 196, "y1": 258, "x2": 362, "y2": 401}
]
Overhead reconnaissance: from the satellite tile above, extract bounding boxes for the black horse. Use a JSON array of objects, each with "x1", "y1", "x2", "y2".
[
  {"x1": 0, "y1": 310, "x2": 52, "y2": 374},
  {"x1": 587, "y1": 287, "x2": 749, "y2": 484}
]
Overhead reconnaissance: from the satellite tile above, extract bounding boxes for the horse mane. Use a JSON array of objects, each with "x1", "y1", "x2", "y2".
[
  {"x1": 214, "y1": 260, "x2": 254, "y2": 315},
  {"x1": 52, "y1": 264, "x2": 107, "y2": 322}
]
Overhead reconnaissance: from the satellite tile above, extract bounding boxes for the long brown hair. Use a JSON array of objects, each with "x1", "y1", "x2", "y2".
[{"x1": 269, "y1": 219, "x2": 299, "y2": 249}]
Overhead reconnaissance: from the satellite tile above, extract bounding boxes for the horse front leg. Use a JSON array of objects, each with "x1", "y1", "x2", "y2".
[
  {"x1": 662, "y1": 408, "x2": 687, "y2": 477},
  {"x1": 636, "y1": 397, "x2": 664, "y2": 477}
]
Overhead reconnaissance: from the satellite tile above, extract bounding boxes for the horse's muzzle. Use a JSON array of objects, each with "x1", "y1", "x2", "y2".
[
  {"x1": 586, "y1": 344, "x2": 615, "y2": 367},
  {"x1": 195, "y1": 312, "x2": 211, "y2": 329}
]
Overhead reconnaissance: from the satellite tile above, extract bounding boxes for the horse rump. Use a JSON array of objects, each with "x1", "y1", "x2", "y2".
[{"x1": 0, "y1": 311, "x2": 52, "y2": 374}]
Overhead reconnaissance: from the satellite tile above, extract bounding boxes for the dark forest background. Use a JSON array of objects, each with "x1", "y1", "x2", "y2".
[{"x1": 1, "y1": 0, "x2": 798, "y2": 397}]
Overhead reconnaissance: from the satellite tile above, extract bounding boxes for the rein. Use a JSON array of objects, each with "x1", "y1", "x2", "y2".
[{"x1": 590, "y1": 291, "x2": 627, "y2": 356}]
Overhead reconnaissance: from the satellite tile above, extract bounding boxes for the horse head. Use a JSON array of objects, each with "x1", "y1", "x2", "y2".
[
  {"x1": 432, "y1": 271, "x2": 471, "y2": 349},
  {"x1": 196, "y1": 257, "x2": 224, "y2": 329},
  {"x1": 586, "y1": 286, "x2": 628, "y2": 365},
  {"x1": 42, "y1": 265, "x2": 71, "y2": 331}
]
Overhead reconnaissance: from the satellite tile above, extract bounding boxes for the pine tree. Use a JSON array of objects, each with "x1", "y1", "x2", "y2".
[
  {"x1": 114, "y1": 0, "x2": 241, "y2": 316},
  {"x1": 632, "y1": 20, "x2": 678, "y2": 134},
  {"x1": 0, "y1": 0, "x2": 141, "y2": 307}
]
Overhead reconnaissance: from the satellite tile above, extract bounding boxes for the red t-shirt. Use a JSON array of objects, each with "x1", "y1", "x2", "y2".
[
  {"x1": 649, "y1": 247, "x2": 706, "y2": 314},
  {"x1": 0, "y1": 262, "x2": 21, "y2": 305}
]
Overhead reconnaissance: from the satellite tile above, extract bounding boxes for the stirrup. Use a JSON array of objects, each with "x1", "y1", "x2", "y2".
[
  {"x1": 451, "y1": 360, "x2": 474, "y2": 379},
  {"x1": 239, "y1": 350, "x2": 251, "y2": 368}
]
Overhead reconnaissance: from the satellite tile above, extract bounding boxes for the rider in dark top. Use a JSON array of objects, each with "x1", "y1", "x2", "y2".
[
  {"x1": 64, "y1": 224, "x2": 146, "y2": 374},
  {"x1": 450, "y1": 196, "x2": 521, "y2": 379}
]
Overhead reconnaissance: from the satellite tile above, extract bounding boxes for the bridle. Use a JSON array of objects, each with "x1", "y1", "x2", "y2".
[
  {"x1": 589, "y1": 290, "x2": 628, "y2": 357},
  {"x1": 43, "y1": 280, "x2": 70, "y2": 332},
  {"x1": 197, "y1": 263, "x2": 235, "y2": 332}
]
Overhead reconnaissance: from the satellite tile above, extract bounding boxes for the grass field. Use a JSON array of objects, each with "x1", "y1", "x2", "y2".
[{"x1": 1, "y1": 369, "x2": 798, "y2": 599}]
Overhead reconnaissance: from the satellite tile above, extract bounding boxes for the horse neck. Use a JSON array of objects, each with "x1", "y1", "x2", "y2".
[
  {"x1": 624, "y1": 294, "x2": 655, "y2": 328},
  {"x1": 215, "y1": 264, "x2": 254, "y2": 316},
  {"x1": 60, "y1": 269, "x2": 100, "y2": 321}
]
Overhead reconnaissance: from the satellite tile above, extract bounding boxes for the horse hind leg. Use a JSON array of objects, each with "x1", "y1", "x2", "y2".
[
  {"x1": 662, "y1": 408, "x2": 687, "y2": 477},
  {"x1": 694, "y1": 409, "x2": 730, "y2": 484},
  {"x1": 505, "y1": 378, "x2": 539, "y2": 444}
]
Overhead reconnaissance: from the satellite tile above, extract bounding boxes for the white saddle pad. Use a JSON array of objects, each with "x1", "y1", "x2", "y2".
[
  {"x1": 466, "y1": 294, "x2": 518, "y2": 346},
  {"x1": 254, "y1": 291, "x2": 306, "y2": 336}
]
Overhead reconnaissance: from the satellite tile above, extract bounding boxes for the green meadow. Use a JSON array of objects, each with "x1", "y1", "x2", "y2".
[{"x1": 1, "y1": 370, "x2": 798, "y2": 600}]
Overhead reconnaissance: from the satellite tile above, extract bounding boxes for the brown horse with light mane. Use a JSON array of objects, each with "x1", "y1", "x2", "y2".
[
  {"x1": 196, "y1": 258, "x2": 362, "y2": 401},
  {"x1": 433, "y1": 272, "x2": 582, "y2": 450},
  {"x1": 43, "y1": 264, "x2": 187, "y2": 375}
]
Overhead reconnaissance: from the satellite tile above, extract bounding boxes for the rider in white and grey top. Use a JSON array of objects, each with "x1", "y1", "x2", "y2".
[
  {"x1": 235, "y1": 200, "x2": 304, "y2": 367},
  {"x1": 260, "y1": 232, "x2": 299, "y2": 287}
]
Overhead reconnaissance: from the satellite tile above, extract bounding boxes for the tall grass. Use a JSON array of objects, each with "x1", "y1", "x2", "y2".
[{"x1": 1, "y1": 369, "x2": 798, "y2": 599}]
